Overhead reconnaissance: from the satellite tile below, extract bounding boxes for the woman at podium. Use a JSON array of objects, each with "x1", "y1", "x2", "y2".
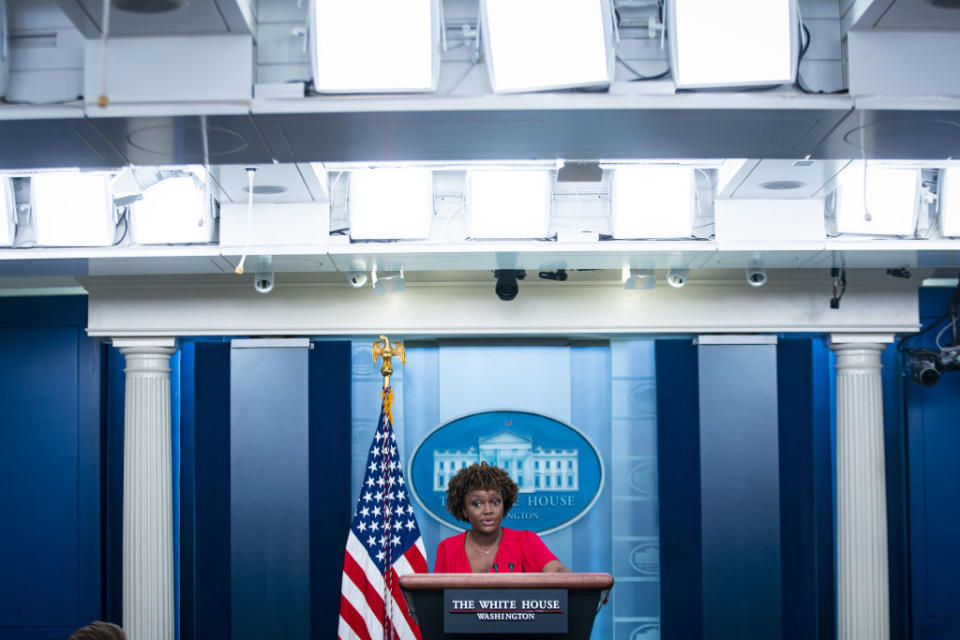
[{"x1": 434, "y1": 462, "x2": 571, "y2": 574}]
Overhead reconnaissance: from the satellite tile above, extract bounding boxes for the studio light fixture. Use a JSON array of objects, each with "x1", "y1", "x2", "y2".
[
  {"x1": 311, "y1": 0, "x2": 441, "y2": 93},
  {"x1": 666, "y1": 268, "x2": 689, "y2": 289},
  {"x1": 349, "y1": 168, "x2": 434, "y2": 240},
  {"x1": 32, "y1": 173, "x2": 116, "y2": 247},
  {"x1": 481, "y1": 0, "x2": 614, "y2": 93},
  {"x1": 939, "y1": 167, "x2": 960, "y2": 237},
  {"x1": 667, "y1": 0, "x2": 798, "y2": 89},
  {"x1": 833, "y1": 162, "x2": 920, "y2": 236},
  {"x1": 129, "y1": 174, "x2": 214, "y2": 245},
  {"x1": 610, "y1": 165, "x2": 696, "y2": 239},
  {"x1": 466, "y1": 170, "x2": 552, "y2": 239},
  {"x1": 0, "y1": 177, "x2": 14, "y2": 247}
]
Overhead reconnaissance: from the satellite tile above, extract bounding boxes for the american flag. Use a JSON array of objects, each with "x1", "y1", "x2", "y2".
[{"x1": 339, "y1": 387, "x2": 427, "y2": 640}]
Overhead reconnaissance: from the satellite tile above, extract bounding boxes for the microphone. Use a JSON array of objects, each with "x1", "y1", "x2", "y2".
[
  {"x1": 491, "y1": 563, "x2": 499, "y2": 573},
  {"x1": 508, "y1": 562, "x2": 515, "y2": 572}
]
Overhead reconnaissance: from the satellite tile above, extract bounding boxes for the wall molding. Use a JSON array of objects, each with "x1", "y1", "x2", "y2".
[{"x1": 80, "y1": 270, "x2": 919, "y2": 338}]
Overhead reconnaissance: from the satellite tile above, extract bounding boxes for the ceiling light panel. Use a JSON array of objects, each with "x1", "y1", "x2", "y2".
[
  {"x1": 668, "y1": 0, "x2": 798, "y2": 89},
  {"x1": 312, "y1": 0, "x2": 441, "y2": 93},
  {"x1": 130, "y1": 176, "x2": 214, "y2": 245},
  {"x1": 940, "y1": 167, "x2": 960, "y2": 237},
  {"x1": 466, "y1": 170, "x2": 552, "y2": 239},
  {"x1": 349, "y1": 168, "x2": 434, "y2": 240},
  {"x1": 32, "y1": 174, "x2": 116, "y2": 247},
  {"x1": 481, "y1": 0, "x2": 614, "y2": 93},
  {"x1": 834, "y1": 163, "x2": 920, "y2": 236},
  {"x1": 611, "y1": 166, "x2": 696, "y2": 239},
  {"x1": 1, "y1": 179, "x2": 14, "y2": 247}
]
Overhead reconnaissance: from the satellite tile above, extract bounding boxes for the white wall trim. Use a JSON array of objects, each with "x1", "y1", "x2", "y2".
[{"x1": 81, "y1": 270, "x2": 919, "y2": 338}]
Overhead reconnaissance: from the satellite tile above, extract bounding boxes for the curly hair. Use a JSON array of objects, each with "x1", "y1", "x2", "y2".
[
  {"x1": 445, "y1": 462, "x2": 519, "y2": 522},
  {"x1": 70, "y1": 622, "x2": 126, "y2": 640}
]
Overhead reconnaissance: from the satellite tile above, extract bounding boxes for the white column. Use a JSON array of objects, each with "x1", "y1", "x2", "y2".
[
  {"x1": 830, "y1": 334, "x2": 894, "y2": 640},
  {"x1": 113, "y1": 338, "x2": 177, "y2": 640}
]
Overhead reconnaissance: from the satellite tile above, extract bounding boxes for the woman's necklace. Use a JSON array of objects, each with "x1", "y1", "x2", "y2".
[{"x1": 468, "y1": 530, "x2": 501, "y2": 556}]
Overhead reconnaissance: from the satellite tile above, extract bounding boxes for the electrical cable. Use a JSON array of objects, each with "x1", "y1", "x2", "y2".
[
  {"x1": 935, "y1": 316, "x2": 958, "y2": 350},
  {"x1": 616, "y1": 55, "x2": 670, "y2": 81},
  {"x1": 235, "y1": 167, "x2": 257, "y2": 274},
  {"x1": 97, "y1": 0, "x2": 111, "y2": 107},
  {"x1": 795, "y1": 22, "x2": 848, "y2": 95}
]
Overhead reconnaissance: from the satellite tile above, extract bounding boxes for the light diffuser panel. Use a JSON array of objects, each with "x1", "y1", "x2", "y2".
[
  {"x1": 668, "y1": 0, "x2": 798, "y2": 89},
  {"x1": 466, "y1": 170, "x2": 552, "y2": 239},
  {"x1": 611, "y1": 166, "x2": 696, "y2": 239},
  {"x1": 481, "y1": 0, "x2": 613, "y2": 93},
  {"x1": 312, "y1": 0, "x2": 441, "y2": 93},
  {"x1": 130, "y1": 176, "x2": 214, "y2": 245},
  {"x1": 32, "y1": 173, "x2": 116, "y2": 247},
  {"x1": 349, "y1": 169, "x2": 434, "y2": 240},
  {"x1": 940, "y1": 167, "x2": 960, "y2": 237},
  {"x1": 835, "y1": 163, "x2": 920, "y2": 236},
  {"x1": 0, "y1": 178, "x2": 14, "y2": 247}
]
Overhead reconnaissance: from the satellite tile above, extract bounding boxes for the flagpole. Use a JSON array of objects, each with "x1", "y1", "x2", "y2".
[{"x1": 372, "y1": 335, "x2": 405, "y2": 640}]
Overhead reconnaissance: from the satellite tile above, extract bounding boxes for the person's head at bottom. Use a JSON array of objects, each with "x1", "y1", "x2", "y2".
[
  {"x1": 446, "y1": 461, "x2": 518, "y2": 542},
  {"x1": 70, "y1": 621, "x2": 125, "y2": 640}
]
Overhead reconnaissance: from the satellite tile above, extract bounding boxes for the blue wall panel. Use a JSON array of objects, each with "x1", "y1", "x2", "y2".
[
  {"x1": 104, "y1": 347, "x2": 126, "y2": 625},
  {"x1": 191, "y1": 342, "x2": 232, "y2": 640},
  {"x1": 571, "y1": 344, "x2": 613, "y2": 640},
  {"x1": 698, "y1": 343, "x2": 782, "y2": 640},
  {"x1": 777, "y1": 338, "x2": 835, "y2": 640},
  {"x1": 309, "y1": 341, "x2": 353, "y2": 640},
  {"x1": 230, "y1": 344, "x2": 311, "y2": 640},
  {"x1": 0, "y1": 297, "x2": 101, "y2": 639},
  {"x1": 655, "y1": 339, "x2": 702, "y2": 640},
  {"x1": 907, "y1": 288, "x2": 960, "y2": 639}
]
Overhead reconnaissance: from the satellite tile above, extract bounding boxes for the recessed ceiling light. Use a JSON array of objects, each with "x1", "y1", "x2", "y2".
[
  {"x1": 243, "y1": 185, "x2": 289, "y2": 195},
  {"x1": 113, "y1": 0, "x2": 187, "y2": 14},
  {"x1": 760, "y1": 180, "x2": 805, "y2": 190}
]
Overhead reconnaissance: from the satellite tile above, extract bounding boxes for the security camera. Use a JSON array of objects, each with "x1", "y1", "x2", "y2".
[
  {"x1": 347, "y1": 271, "x2": 368, "y2": 288},
  {"x1": 666, "y1": 269, "x2": 689, "y2": 289},
  {"x1": 494, "y1": 269, "x2": 526, "y2": 301},
  {"x1": 253, "y1": 256, "x2": 274, "y2": 294},
  {"x1": 746, "y1": 268, "x2": 767, "y2": 288},
  {"x1": 911, "y1": 353, "x2": 942, "y2": 387}
]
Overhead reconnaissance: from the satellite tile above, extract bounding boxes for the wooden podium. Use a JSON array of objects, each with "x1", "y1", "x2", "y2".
[{"x1": 399, "y1": 573, "x2": 613, "y2": 640}]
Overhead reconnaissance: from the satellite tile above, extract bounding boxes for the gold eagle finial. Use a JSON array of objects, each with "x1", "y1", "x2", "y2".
[{"x1": 372, "y1": 335, "x2": 405, "y2": 388}]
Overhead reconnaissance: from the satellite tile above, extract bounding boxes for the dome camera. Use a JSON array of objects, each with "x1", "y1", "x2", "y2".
[
  {"x1": 254, "y1": 273, "x2": 274, "y2": 294},
  {"x1": 746, "y1": 268, "x2": 767, "y2": 288},
  {"x1": 253, "y1": 256, "x2": 274, "y2": 295},
  {"x1": 347, "y1": 271, "x2": 369, "y2": 288},
  {"x1": 666, "y1": 269, "x2": 689, "y2": 289}
]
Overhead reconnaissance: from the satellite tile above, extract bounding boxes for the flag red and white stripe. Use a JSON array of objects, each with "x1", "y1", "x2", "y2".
[{"x1": 338, "y1": 387, "x2": 427, "y2": 640}]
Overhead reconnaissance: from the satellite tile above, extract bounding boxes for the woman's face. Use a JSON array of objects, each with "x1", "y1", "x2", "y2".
[{"x1": 463, "y1": 488, "x2": 504, "y2": 534}]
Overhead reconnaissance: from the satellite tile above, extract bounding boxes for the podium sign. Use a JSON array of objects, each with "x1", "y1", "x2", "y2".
[
  {"x1": 444, "y1": 588, "x2": 568, "y2": 634},
  {"x1": 400, "y1": 573, "x2": 612, "y2": 640}
]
